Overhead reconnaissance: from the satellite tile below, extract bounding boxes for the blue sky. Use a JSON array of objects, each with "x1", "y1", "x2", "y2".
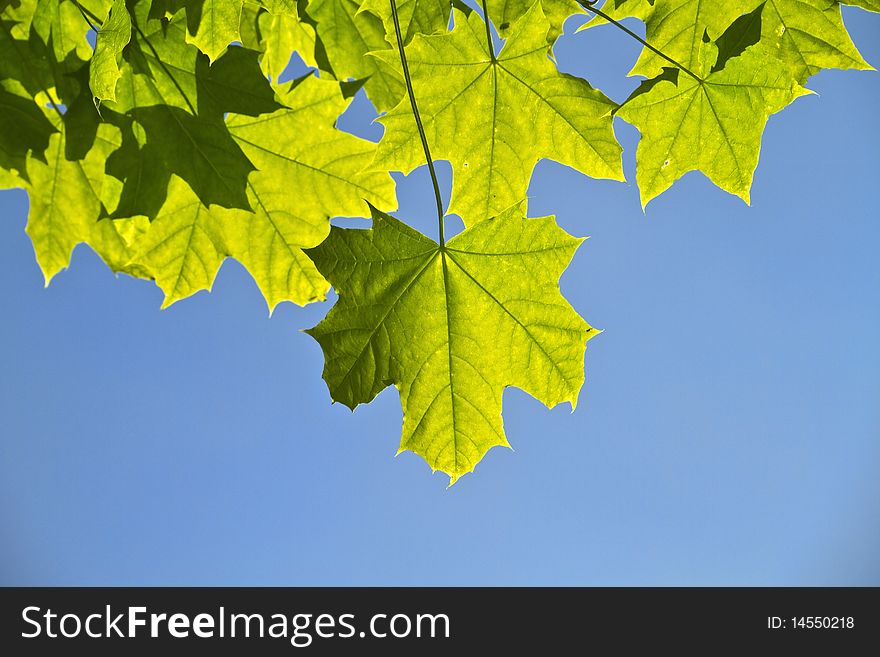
[{"x1": 1, "y1": 7, "x2": 878, "y2": 585}]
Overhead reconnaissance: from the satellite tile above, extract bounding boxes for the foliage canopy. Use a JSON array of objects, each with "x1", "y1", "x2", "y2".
[{"x1": 1, "y1": 0, "x2": 875, "y2": 482}]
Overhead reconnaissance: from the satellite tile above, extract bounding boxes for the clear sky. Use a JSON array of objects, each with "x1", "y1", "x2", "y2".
[{"x1": 1, "y1": 7, "x2": 878, "y2": 586}]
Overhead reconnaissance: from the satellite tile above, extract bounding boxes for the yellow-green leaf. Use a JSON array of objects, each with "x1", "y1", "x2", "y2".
[
  {"x1": 124, "y1": 75, "x2": 398, "y2": 310},
  {"x1": 185, "y1": 0, "x2": 243, "y2": 62},
  {"x1": 223, "y1": 75, "x2": 397, "y2": 310},
  {"x1": 618, "y1": 39, "x2": 810, "y2": 207},
  {"x1": 487, "y1": 0, "x2": 584, "y2": 43},
  {"x1": 374, "y1": 5, "x2": 622, "y2": 224},
  {"x1": 761, "y1": 0, "x2": 872, "y2": 81},
  {"x1": 128, "y1": 175, "x2": 231, "y2": 307},
  {"x1": 24, "y1": 122, "x2": 150, "y2": 283},
  {"x1": 256, "y1": 7, "x2": 318, "y2": 78},
  {"x1": 361, "y1": 0, "x2": 452, "y2": 43},
  {"x1": 307, "y1": 204, "x2": 597, "y2": 483},
  {"x1": 307, "y1": 0, "x2": 405, "y2": 111},
  {"x1": 90, "y1": 0, "x2": 131, "y2": 101}
]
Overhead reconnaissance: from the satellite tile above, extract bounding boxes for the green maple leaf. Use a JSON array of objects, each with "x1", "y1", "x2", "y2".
[
  {"x1": 373, "y1": 4, "x2": 622, "y2": 224},
  {"x1": 105, "y1": 7, "x2": 281, "y2": 213},
  {"x1": 617, "y1": 9, "x2": 810, "y2": 207},
  {"x1": 487, "y1": 0, "x2": 584, "y2": 44},
  {"x1": 90, "y1": 0, "x2": 131, "y2": 101},
  {"x1": 361, "y1": 0, "x2": 452, "y2": 43},
  {"x1": 580, "y1": 0, "x2": 763, "y2": 78},
  {"x1": 222, "y1": 75, "x2": 397, "y2": 310},
  {"x1": 306, "y1": 205, "x2": 596, "y2": 483},
  {"x1": 760, "y1": 0, "x2": 872, "y2": 81},
  {"x1": 126, "y1": 75, "x2": 396, "y2": 310},
  {"x1": 184, "y1": 0, "x2": 243, "y2": 62},
  {"x1": 582, "y1": 0, "x2": 874, "y2": 81},
  {"x1": 31, "y1": 0, "x2": 106, "y2": 64},
  {"x1": 126, "y1": 174, "x2": 232, "y2": 306},
  {"x1": 23, "y1": 120, "x2": 150, "y2": 283},
  {"x1": 307, "y1": 0, "x2": 404, "y2": 111},
  {"x1": 253, "y1": 4, "x2": 319, "y2": 78}
]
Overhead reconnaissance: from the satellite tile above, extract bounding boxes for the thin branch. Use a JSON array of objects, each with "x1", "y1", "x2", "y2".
[
  {"x1": 576, "y1": 0, "x2": 703, "y2": 83},
  {"x1": 389, "y1": 0, "x2": 447, "y2": 247}
]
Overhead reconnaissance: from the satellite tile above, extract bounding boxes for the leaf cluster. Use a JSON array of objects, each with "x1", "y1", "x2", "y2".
[{"x1": 0, "y1": 0, "x2": 875, "y2": 481}]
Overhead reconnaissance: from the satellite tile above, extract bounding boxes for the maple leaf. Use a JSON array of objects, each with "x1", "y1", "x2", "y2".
[
  {"x1": 126, "y1": 174, "x2": 232, "y2": 306},
  {"x1": 104, "y1": 6, "x2": 282, "y2": 213},
  {"x1": 487, "y1": 0, "x2": 584, "y2": 44},
  {"x1": 31, "y1": 0, "x2": 105, "y2": 64},
  {"x1": 374, "y1": 4, "x2": 622, "y2": 224},
  {"x1": 307, "y1": 0, "x2": 404, "y2": 111},
  {"x1": 89, "y1": 0, "x2": 131, "y2": 101},
  {"x1": 222, "y1": 75, "x2": 397, "y2": 310},
  {"x1": 581, "y1": 0, "x2": 873, "y2": 82},
  {"x1": 361, "y1": 0, "x2": 452, "y2": 43},
  {"x1": 249, "y1": 5, "x2": 319, "y2": 79},
  {"x1": 580, "y1": 0, "x2": 761, "y2": 78},
  {"x1": 307, "y1": 204, "x2": 596, "y2": 483},
  {"x1": 617, "y1": 6, "x2": 810, "y2": 207},
  {"x1": 22, "y1": 120, "x2": 150, "y2": 283},
  {"x1": 760, "y1": 0, "x2": 872, "y2": 81},
  {"x1": 1, "y1": 0, "x2": 878, "y2": 484},
  {"x1": 184, "y1": 0, "x2": 243, "y2": 62},
  {"x1": 126, "y1": 75, "x2": 397, "y2": 310},
  {"x1": 0, "y1": 12, "x2": 78, "y2": 103}
]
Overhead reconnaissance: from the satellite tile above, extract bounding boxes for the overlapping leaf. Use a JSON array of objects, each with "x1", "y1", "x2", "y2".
[
  {"x1": 307, "y1": 0, "x2": 404, "y2": 111},
  {"x1": 184, "y1": 0, "x2": 243, "y2": 62},
  {"x1": 22, "y1": 120, "x2": 150, "y2": 282},
  {"x1": 582, "y1": 0, "x2": 872, "y2": 82},
  {"x1": 760, "y1": 0, "x2": 872, "y2": 80},
  {"x1": 127, "y1": 75, "x2": 397, "y2": 309},
  {"x1": 1, "y1": 0, "x2": 878, "y2": 482},
  {"x1": 361, "y1": 0, "x2": 452, "y2": 43},
  {"x1": 374, "y1": 4, "x2": 623, "y2": 223},
  {"x1": 247, "y1": 4, "x2": 319, "y2": 78},
  {"x1": 89, "y1": 0, "x2": 131, "y2": 101},
  {"x1": 617, "y1": 7, "x2": 810, "y2": 206},
  {"x1": 307, "y1": 205, "x2": 596, "y2": 483},
  {"x1": 487, "y1": 0, "x2": 584, "y2": 44},
  {"x1": 104, "y1": 6, "x2": 282, "y2": 213},
  {"x1": 222, "y1": 75, "x2": 396, "y2": 310}
]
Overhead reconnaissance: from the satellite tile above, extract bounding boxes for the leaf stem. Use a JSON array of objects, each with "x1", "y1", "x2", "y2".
[
  {"x1": 480, "y1": 0, "x2": 496, "y2": 62},
  {"x1": 71, "y1": 0, "x2": 99, "y2": 32},
  {"x1": 576, "y1": 0, "x2": 703, "y2": 83},
  {"x1": 70, "y1": 0, "x2": 102, "y2": 26},
  {"x1": 388, "y1": 0, "x2": 446, "y2": 247}
]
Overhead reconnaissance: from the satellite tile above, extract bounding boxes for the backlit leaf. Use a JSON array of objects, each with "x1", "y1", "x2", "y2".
[
  {"x1": 374, "y1": 5, "x2": 622, "y2": 223},
  {"x1": 307, "y1": 205, "x2": 596, "y2": 483}
]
